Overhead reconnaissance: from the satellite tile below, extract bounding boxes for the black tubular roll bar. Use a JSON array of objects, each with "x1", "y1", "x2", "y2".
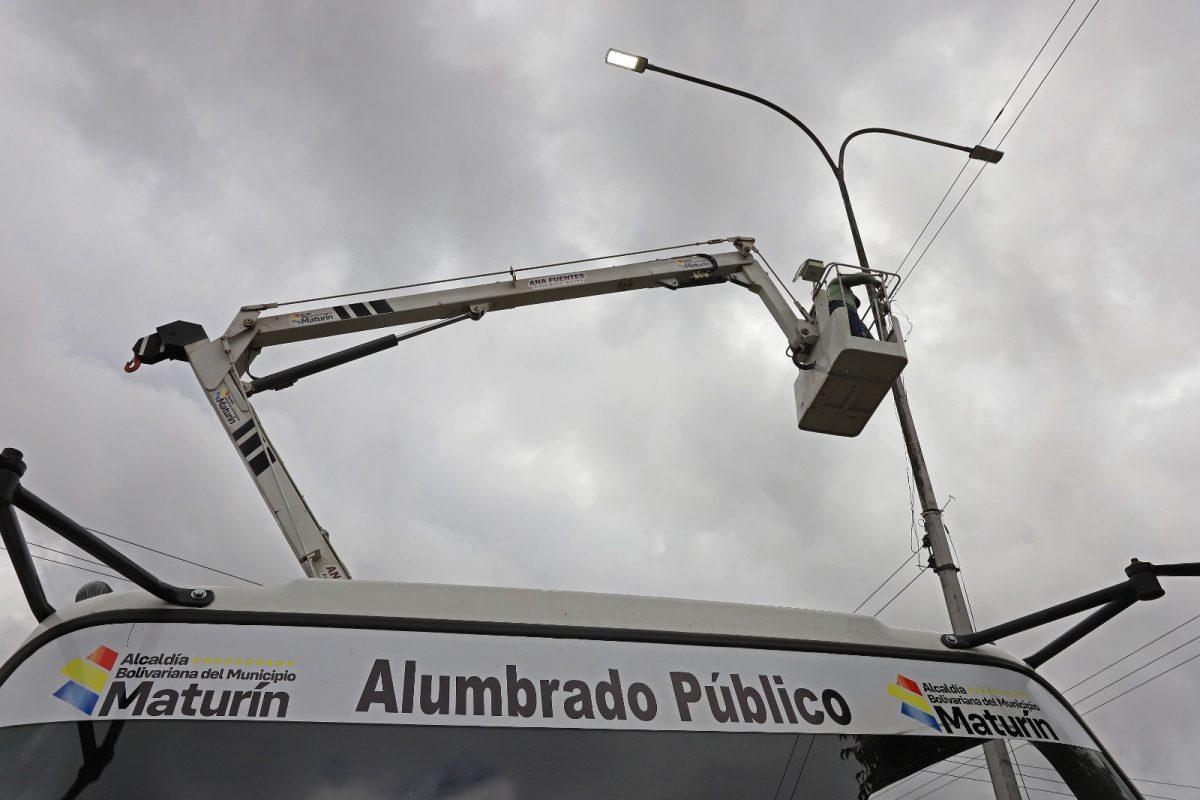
[
  {"x1": 942, "y1": 558, "x2": 1200, "y2": 667},
  {"x1": 0, "y1": 448, "x2": 214, "y2": 622}
]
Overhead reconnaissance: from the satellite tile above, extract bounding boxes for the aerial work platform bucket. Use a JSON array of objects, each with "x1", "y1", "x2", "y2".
[{"x1": 794, "y1": 282, "x2": 907, "y2": 437}]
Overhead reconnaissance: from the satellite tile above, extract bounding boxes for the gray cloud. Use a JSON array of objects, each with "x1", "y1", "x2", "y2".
[{"x1": 2, "y1": 0, "x2": 1198, "y2": 791}]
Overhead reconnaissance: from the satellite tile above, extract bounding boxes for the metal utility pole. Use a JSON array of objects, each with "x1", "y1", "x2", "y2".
[
  {"x1": 891, "y1": 374, "x2": 1024, "y2": 798},
  {"x1": 606, "y1": 50, "x2": 1023, "y2": 800}
]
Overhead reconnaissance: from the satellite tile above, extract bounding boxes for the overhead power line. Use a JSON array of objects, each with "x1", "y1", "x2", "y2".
[
  {"x1": 0, "y1": 544, "x2": 128, "y2": 584},
  {"x1": 894, "y1": 0, "x2": 1102, "y2": 297},
  {"x1": 84, "y1": 526, "x2": 262, "y2": 586},
  {"x1": 906, "y1": 756, "x2": 1177, "y2": 800},
  {"x1": 27, "y1": 540, "x2": 117, "y2": 572},
  {"x1": 1071, "y1": 630, "x2": 1200, "y2": 707},
  {"x1": 946, "y1": 756, "x2": 1200, "y2": 793},
  {"x1": 944, "y1": 747, "x2": 1186, "y2": 800},
  {"x1": 893, "y1": 0, "x2": 1080, "y2": 283},
  {"x1": 1079, "y1": 647, "x2": 1200, "y2": 716},
  {"x1": 854, "y1": 550, "x2": 920, "y2": 613},
  {"x1": 0, "y1": 524, "x2": 262, "y2": 587},
  {"x1": 1009, "y1": 741, "x2": 1033, "y2": 798},
  {"x1": 1063, "y1": 608, "x2": 1200, "y2": 692},
  {"x1": 872, "y1": 566, "x2": 928, "y2": 618}
]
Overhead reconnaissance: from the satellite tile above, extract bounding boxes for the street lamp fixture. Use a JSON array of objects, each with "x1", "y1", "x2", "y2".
[
  {"x1": 602, "y1": 48, "x2": 1003, "y2": 280},
  {"x1": 604, "y1": 48, "x2": 647, "y2": 73},
  {"x1": 970, "y1": 144, "x2": 1005, "y2": 163}
]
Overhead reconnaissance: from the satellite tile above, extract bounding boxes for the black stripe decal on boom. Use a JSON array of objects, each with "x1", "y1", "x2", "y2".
[
  {"x1": 232, "y1": 420, "x2": 255, "y2": 441},
  {"x1": 248, "y1": 452, "x2": 271, "y2": 476},
  {"x1": 238, "y1": 433, "x2": 263, "y2": 457},
  {"x1": 334, "y1": 306, "x2": 352, "y2": 320},
  {"x1": 368, "y1": 299, "x2": 393, "y2": 314},
  {"x1": 349, "y1": 302, "x2": 371, "y2": 317}
]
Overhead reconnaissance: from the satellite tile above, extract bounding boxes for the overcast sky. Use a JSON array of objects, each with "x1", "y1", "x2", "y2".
[{"x1": 2, "y1": 1, "x2": 1199, "y2": 796}]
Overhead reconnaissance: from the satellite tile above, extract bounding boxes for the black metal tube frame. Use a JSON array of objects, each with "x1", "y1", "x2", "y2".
[
  {"x1": 0, "y1": 448, "x2": 214, "y2": 622},
  {"x1": 941, "y1": 558, "x2": 1200, "y2": 666}
]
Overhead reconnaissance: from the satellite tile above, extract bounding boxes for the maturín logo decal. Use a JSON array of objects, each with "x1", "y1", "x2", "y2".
[
  {"x1": 213, "y1": 387, "x2": 241, "y2": 426},
  {"x1": 53, "y1": 645, "x2": 119, "y2": 715},
  {"x1": 888, "y1": 674, "x2": 941, "y2": 731},
  {"x1": 53, "y1": 646, "x2": 296, "y2": 721},
  {"x1": 888, "y1": 674, "x2": 1060, "y2": 742},
  {"x1": 291, "y1": 310, "x2": 337, "y2": 326}
]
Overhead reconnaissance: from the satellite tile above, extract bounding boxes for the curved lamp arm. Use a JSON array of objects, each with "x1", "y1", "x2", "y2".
[
  {"x1": 641, "y1": 63, "x2": 839, "y2": 177},
  {"x1": 837, "y1": 126, "x2": 999, "y2": 173}
]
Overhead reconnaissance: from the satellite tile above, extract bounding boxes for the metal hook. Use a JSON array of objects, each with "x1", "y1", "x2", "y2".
[{"x1": 123, "y1": 357, "x2": 142, "y2": 373}]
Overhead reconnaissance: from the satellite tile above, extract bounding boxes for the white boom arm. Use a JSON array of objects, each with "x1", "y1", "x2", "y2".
[{"x1": 128, "y1": 239, "x2": 815, "y2": 579}]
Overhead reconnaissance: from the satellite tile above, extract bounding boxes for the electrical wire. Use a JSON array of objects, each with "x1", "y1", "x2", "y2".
[
  {"x1": 1132, "y1": 776, "x2": 1200, "y2": 791},
  {"x1": 1062, "y1": 609, "x2": 1200, "y2": 693},
  {"x1": 853, "y1": 404, "x2": 928, "y2": 617},
  {"x1": 1079, "y1": 647, "x2": 1200, "y2": 717},
  {"x1": 872, "y1": 566, "x2": 928, "y2": 618},
  {"x1": 947, "y1": 755, "x2": 1055, "y2": 779},
  {"x1": 898, "y1": 762, "x2": 1008, "y2": 800},
  {"x1": 946, "y1": 756, "x2": 1200, "y2": 792},
  {"x1": 892, "y1": 0, "x2": 1079, "y2": 282},
  {"x1": 894, "y1": 0, "x2": 1101, "y2": 297},
  {"x1": 269, "y1": 239, "x2": 734, "y2": 308},
  {"x1": 854, "y1": 550, "x2": 920, "y2": 613},
  {"x1": 892, "y1": 400, "x2": 922, "y2": 551},
  {"x1": 878, "y1": 762, "x2": 969, "y2": 800},
  {"x1": 27, "y1": 541, "x2": 116, "y2": 572},
  {"x1": 990, "y1": 0, "x2": 1102, "y2": 153},
  {"x1": 892, "y1": 160, "x2": 971, "y2": 280},
  {"x1": 0, "y1": 545, "x2": 129, "y2": 583},
  {"x1": 913, "y1": 775, "x2": 1074, "y2": 799},
  {"x1": 888, "y1": 744, "x2": 1042, "y2": 800},
  {"x1": 84, "y1": 526, "x2": 262, "y2": 586},
  {"x1": 1009, "y1": 741, "x2": 1033, "y2": 799},
  {"x1": 941, "y1": 751, "x2": 1180, "y2": 800},
  {"x1": 894, "y1": 164, "x2": 989, "y2": 297},
  {"x1": 911, "y1": 769, "x2": 1008, "y2": 787},
  {"x1": 1071, "y1": 629, "x2": 1200, "y2": 706},
  {"x1": 891, "y1": 302, "x2": 915, "y2": 342}
]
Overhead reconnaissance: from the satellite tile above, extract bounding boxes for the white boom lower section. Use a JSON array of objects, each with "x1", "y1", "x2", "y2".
[{"x1": 186, "y1": 339, "x2": 348, "y2": 579}]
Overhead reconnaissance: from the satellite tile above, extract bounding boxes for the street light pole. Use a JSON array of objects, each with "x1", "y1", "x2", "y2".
[{"x1": 607, "y1": 50, "x2": 1023, "y2": 800}]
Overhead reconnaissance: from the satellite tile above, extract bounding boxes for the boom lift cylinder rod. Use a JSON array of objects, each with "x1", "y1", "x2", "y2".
[{"x1": 248, "y1": 313, "x2": 476, "y2": 394}]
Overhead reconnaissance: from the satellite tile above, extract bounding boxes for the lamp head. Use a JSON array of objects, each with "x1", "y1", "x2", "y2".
[
  {"x1": 969, "y1": 145, "x2": 1004, "y2": 164},
  {"x1": 605, "y1": 48, "x2": 648, "y2": 73}
]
